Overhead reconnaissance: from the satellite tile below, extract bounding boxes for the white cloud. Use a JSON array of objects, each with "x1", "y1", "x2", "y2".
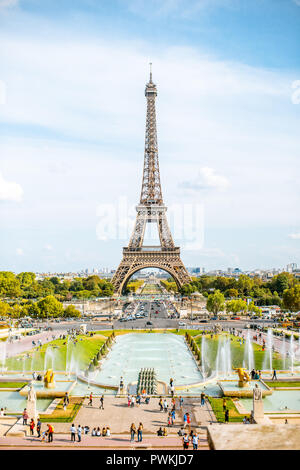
[
  {"x1": 179, "y1": 167, "x2": 229, "y2": 192},
  {"x1": 16, "y1": 248, "x2": 23, "y2": 255},
  {"x1": 0, "y1": 0, "x2": 18, "y2": 9},
  {"x1": 44, "y1": 244, "x2": 53, "y2": 251},
  {"x1": 0, "y1": 171, "x2": 23, "y2": 202},
  {"x1": 289, "y1": 233, "x2": 300, "y2": 239},
  {"x1": 293, "y1": 0, "x2": 300, "y2": 6}
]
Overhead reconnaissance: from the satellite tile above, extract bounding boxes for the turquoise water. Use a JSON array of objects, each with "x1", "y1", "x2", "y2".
[
  {"x1": 92, "y1": 333, "x2": 203, "y2": 387},
  {"x1": 219, "y1": 380, "x2": 268, "y2": 392},
  {"x1": 0, "y1": 391, "x2": 52, "y2": 413},
  {"x1": 241, "y1": 390, "x2": 300, "y2": 412},
  {"x1": 71, "y1": 383, "x2": 117, "y2": 396}
]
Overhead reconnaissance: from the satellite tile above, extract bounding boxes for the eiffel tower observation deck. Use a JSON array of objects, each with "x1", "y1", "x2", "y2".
[{"x1": 112, "y1": 65, "x2": 191, "y2": 294}]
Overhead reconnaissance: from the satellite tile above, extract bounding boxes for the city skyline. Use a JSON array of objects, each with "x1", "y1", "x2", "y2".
[{"x1": 0, "y1": 0, "x2": 300, "y2": 273}]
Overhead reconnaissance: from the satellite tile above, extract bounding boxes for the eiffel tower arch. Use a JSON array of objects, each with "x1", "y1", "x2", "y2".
[{"x1": 112, "y1": 65, "x2": 191, "y2": 294}]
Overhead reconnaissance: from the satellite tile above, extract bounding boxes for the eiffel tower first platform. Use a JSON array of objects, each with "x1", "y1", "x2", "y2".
[{"x1": 112, "y1": 66, "x2": 191, "y2": 294}]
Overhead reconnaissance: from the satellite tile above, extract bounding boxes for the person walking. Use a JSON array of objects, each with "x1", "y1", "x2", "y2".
[
  {"x1": 130, "y1": 423, "x2": 136, "y2": 442},
  {"x1": 223, "y1": 398, "x2": 227, "y2": 413},
  {"x1": 272, "y1": 369, "x2": 277, "y2": 380},
  {"x1": 183, "y1": 412, "x2": 188, "y2": 429},
  {"x1": 182, "y1": 433, "x2": 190, "y2": 450},
  {"x1": 200, "y1": 392, "x2": 205, "y2": 407},
  {"x1": 22, "y1": 409, "x2": 28, "y2": 426},
  {"x1": 70, "y1": 423, "x2": 76, "y2": 442},
  {"x1": 163, "y1": 399, "x2": 168, "y2": 413},
  {"x1": 159, "y1": 397, "x2": 163, "y2": 411},
  {"x1": 192, "y1": 432, "x2": 199, "y2": 450},
  {"x1": 186, "y1": 412, "x2": 191, "y2": 431},
  {"x1": 225, "y1": 409, "x2": 229, "y2": 424},
  {"x1": 179, "y1": 396, "x2": 183, "y2": 409},
  {"x1": 131, "y1": 395, "x2": 135, "y2": 407},
  {"x1": 47, "y1": 424, "x2": 54, "y2": 442},
  {"x1": 77, "y1": 424, "x2": 82, "y2": 442},
  {"x1": 99, "y1": 395, "x2": 104, "y2": 410},
  {"x1": 29, "y1": 418, "x2": 35, "y2": 436},
  {"x1": 137, "y1": 422, "x2": 143, "y2": 442},
  {"x1": 88, "y1": 392, "x2": 93, "y2": 407},
  {"x1": 36, "y1": 418, "x2": 41, "y2": 438}
]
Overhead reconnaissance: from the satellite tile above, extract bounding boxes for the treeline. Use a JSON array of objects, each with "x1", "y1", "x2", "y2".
[
  {"x1": 0, "y1": 295, "x2": 81, "y2": 319},
  {"x1": 178, "y1": 273, "x2": 299, "y2": 309},
  {"x1": 0, "y1": 272, "x2": 114, "y2": 301}
]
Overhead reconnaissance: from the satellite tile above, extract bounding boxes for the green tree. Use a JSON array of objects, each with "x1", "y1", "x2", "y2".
[
  {"x1": 0, "y1": 272, "x2": 22, "y2": 298},
  {"x1": 283, "y1": 285, "x2": 300, "y2": 312},
  {"x1": 37, "y1": 295, "x2": 63, "y2": 318},
  {"x1": 206, "y1": 290, "x2": 225, "y2": 316},
  {"x1": 64, "y1": 305, "x2": 81, "y2": 318}
]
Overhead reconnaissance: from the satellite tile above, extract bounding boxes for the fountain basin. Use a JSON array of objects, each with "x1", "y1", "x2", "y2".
[
  {"x1": 218, "y1": 379, "x2": 272, "y2": 398},
  {"x1": 19, "y1": 380, "x2": 76, "y2": 398}
]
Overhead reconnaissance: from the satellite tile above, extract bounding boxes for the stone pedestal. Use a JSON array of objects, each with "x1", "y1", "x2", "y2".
[
  {"x1": 251, "y1": 385, "x2": 264, "y2": 423},
  {"x1": 27, "y1": 383, "x2": 38, "y2": 421}
]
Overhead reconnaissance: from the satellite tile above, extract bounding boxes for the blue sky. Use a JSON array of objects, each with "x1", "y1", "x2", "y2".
[{"x1": 0, "y1": 0, "x2": 300, "y2": 273}]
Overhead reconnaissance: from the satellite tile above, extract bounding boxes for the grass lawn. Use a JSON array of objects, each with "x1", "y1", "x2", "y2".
[
  {"x1": 195, "y1": 333, "x2": 287, "y2": 370},
  {"x1": 265, "y1": 381, "x2": 300, "y2": 388},
  {"x1": 0, "y1": 382, "x2": 26, "y2": 388},
  {"x1": 5, "y1": 334, "x2": 106, "y2": 372},
  {"x1": 207, "y1": 397, "x2": 246, "y2": 422},
  {"x1": 39, "y1": 397, "x2": 83, "y2": 423}
]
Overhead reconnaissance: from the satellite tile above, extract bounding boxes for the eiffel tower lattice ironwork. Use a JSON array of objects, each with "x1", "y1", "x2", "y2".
[{"x1": 112, "y1": 66, "x2": 191, "y2": 294}]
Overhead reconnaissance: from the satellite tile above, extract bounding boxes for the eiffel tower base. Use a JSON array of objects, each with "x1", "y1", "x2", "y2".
[{"x1": 112, "y1": 247, "x2": 191, "y2": 294}]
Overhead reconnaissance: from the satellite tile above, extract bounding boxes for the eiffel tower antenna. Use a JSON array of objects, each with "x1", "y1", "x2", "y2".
[{"x1": 112, "y1": 68, "x2": 191, "y2": 294}]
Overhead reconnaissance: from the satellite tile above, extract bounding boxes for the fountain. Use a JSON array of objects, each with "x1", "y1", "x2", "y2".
[
  {"x1": 289, "y1": 334, "x2": 295, "y2": 374},
  {"x1": 201, "y1": 336, "x2": 208, "y2": 377},
  {"x1": 216, "y1": 335, "x2": 232, "y2": 377},
  {"x1": 0, "y1": 341, "x2": 6, "y2": 373},
  {"x1": 243, "y1": 330, "x2": 254, "y2": 372},
  {"x1": 281, "y1": 335, "x2": 286, "y2": 370},
  {"x1": 263, "y1": 329, "x2": 273, "y2": 372}
]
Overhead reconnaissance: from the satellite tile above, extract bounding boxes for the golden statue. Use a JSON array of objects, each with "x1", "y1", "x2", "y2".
[
  {"x1": 234, "y1": 368, "x2": 250, "y2": 388},
  {"x1": 44, "y1": 369, "x2": 55, "y2": 389}
]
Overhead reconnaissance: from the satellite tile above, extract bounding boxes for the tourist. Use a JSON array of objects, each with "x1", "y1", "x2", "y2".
[
  {"x1": 77, "y1": 424, "x2": 82, "y2": 442},
  {"x1": 106, "y1": 426, "x2": 111, "y2": 437},
  {"x1": 182, "y1": 433, "x2": 189, "y2": 450},
  {"x1": 163, "y1": 427, "x2": 168, "y2": 436},
  {"x1": 224, "y1": 409, "x2": 229, "y2": 424},
  {"x1": 88, "y1": 392, "x2": 93, "y2": 407},
  {"x1": 285, "y1": 419, "x2": 288, "y2": 424},
  {"x1": 157, "y1": 427, "x2": 163, "y2": 436},
  {"x1": 96, "y1": 427, "x2": 101, "y2": 436},
  {"x1": 178, "y1": 428, "x2": 184, "y2": 436},
  {"x1": 242, "y1": 416, "x2": 248, "y2": 424},
  {"x1": 32, "y1": 371, "x2": 37, "y2": 380},
  {"x1": 251, "y1": 369, "x2": 255, "y2": 380},
  {"x1": 47, "y1": 424, "x2": 54, "y2": 442},
  {"x1": 99, "y1": 394, "x2": 104, "y2": 410},
  {"x1": 142, "y1": 388, "x2": 146, "y2": 399},
  {"x1": 127, "y1": 394, "x2": 131, "y2": 407},
  {"x1": 92, "y1": 428, "x2": 96, "y2": 436},
  {"x1": 163, "y1": 399, "x2": 168, "y2": 412},
  {"x1": 64, "y1": 392, "x2": 70, "y2": 407},
  {"x1": 136, "y1": 393, "x2": 141, "y2": 405},
  {"x1": 36, "y1": 417, "x2": 41, "y2": 438},
  {"x1": 171, "y1": 408, "x2": 176, "y2": 423},
  {"x1": 223, "y1": 398, "x2": 227, "y2": 412},
  {"x1": 170, "y1": 378, "x2": 174, "y2": 387},
  {"x1": 70, "y1": 423, "x2": 76, "y2": 442},
  {"x1": 183, "y1": 412, "x2": 188, "y2": 428},
  {"x1": 130, "y1": 423, "x2": 136, "y2": 441},
  {"x1": 22, "y1": 409, "x2": 28, "y2": 426},
  {"x1": 168, "y1": 412, "x2": 173, "y2": 427},
  {"x1": 0, "y1": 408, "x2": 4, "y2": 417},
  {"x1": 170, "y1": 384, "x2": 175, "y2": 397},
  {"x1": 179, "y1": 396, "x2": 184, "y2": 409},
  {"x1": 131, "y1": 395, "x2": 136, "y2": 407},
  {"x1": 145, "y1": 395, "x2": 150, "y2": 404},
  {"x1": 41, "y1": 430, "x2": 47, "y2": 442},
  {"x1": 137, "y1": 422, "x2": 143, "y2": 442},
  {"x1": 159, "y1": 398, "x2": 163, "y2": 411},
  {"x1": 29, "y1": 418, "x2": 35, "y2": 436},
  {"x1": 102, "y1": 427, "x2": 107, "y2": 436},
  {"x1": 258, "y1": 370, "x2": 262, "y2": 378},
  {"x1": 186, "y1": 412, "x2": 191, "y2": 430},
  {"x1": 200, "y1": 392, "x2": 205, "y2": 406},
  {"x1": 84, "y1": 425, "x2": 90, "y2": 435},
  {"x1": 192, "y1": 432, "x2": 199, "y2": 450},
  {"x1": 272, "y1": 369, "x2": 277, "y2": 380}
]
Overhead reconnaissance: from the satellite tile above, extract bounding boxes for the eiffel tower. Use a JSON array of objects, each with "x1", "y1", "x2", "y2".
[{"x1": 112, "y1": 65, "x2": 191, "y2": 294}]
